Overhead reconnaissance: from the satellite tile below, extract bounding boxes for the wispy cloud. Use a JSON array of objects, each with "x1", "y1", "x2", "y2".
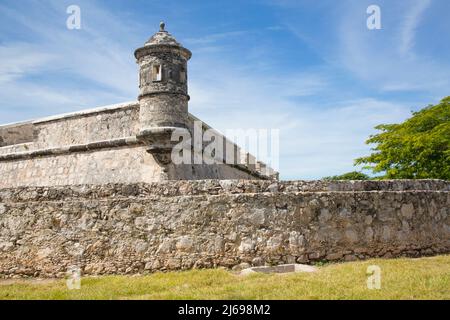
[
  {"x1": 0, "y1": 43, "x2": 55, "y2": 84},
  {"x1": 0, "y1": 0, "x2": 141, "y2": 120},
  {"x1": 398, "y1": 0, "x2": 432, "y2": 56},
  {"x1": 332, "y1": 1, "x2": 449, "y2": 96},
  {"x1": 185, "y1": 30, "x2": 250, "y2": 45},
  {"x1": 187, "y1": 53, "x2": 413, "y2": 179}
]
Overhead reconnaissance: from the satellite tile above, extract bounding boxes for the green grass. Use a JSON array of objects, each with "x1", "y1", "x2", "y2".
[{"x1": 1, "y1": 255, "x2": 449, "y2": 300}]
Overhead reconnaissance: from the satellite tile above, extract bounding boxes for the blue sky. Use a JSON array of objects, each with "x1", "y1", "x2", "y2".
[{"x1": 1, "y1": 0, "x2": 449, "y2": 180}]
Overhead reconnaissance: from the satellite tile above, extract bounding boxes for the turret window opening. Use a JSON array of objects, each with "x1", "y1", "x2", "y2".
[
  {"x1": 152, "y1": 64, "x2": 162, "y2": 81},
  {"x1": 180, "y1": 68, "x2": 186, "y2": 83}
]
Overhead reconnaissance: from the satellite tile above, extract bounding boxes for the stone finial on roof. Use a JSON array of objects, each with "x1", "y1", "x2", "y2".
[{"x1": 144, "y1": 21, "x2": 182, "y2": 47}]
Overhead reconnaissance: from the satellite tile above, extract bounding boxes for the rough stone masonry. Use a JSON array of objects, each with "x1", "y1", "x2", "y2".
[{"x1": 0, "y1": 180, "x2": 448, "y2": 277}]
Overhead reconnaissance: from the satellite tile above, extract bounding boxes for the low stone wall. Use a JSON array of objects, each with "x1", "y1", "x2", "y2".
[
  {"x1": 0, "y1": 145, "x2": 162, "y2": 188},
  {"x1": 0, "y1": 180, "x2": 448, "y2": 277}
]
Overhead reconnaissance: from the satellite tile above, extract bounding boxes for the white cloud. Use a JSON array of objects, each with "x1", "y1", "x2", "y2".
[
  {"x1": 0, "y1": 0, "x2": 142, "y2": 122},
  {"x1": 187, "y1": 52, "x2": 413, "y2": 179},
  {"x1": 0, "y1": 43, "x2": 55, "y2": 84},
  {"x1": 333, "y1": 1, "x2": 449, "y2": 95},
  {"x1": 279, "y1": 98, "x2": 412, "y2": 179},
  {"x1": 185, "y1": 30, "x2": 250, "y2": 45},
  {"x1": 398, "y1": 0, "x2": 432, "y2": 57}
]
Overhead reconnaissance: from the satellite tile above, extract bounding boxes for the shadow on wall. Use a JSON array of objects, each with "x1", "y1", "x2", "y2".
[{"x1": 0, "y1": 123, "x2": 36, "y2": 147}]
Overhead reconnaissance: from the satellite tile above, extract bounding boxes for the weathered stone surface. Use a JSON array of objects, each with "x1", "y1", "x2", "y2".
[
  {"x1": 401, "y1": 203, "x2": 415, "y2": 219},
  {"x1": 0, "y1": 104, "x2": 269, "y2": 187},
  {"x1": 0, "y1": 145, "x2": 164, "y2": 187},
  {"x1": 0, "y1": 180, "x2": 448, "y2": 278}
]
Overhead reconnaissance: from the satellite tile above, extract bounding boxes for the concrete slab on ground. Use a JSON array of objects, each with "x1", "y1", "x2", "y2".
[{"x1": 240, "y1": 264, "x2": 318, "y2": 275}]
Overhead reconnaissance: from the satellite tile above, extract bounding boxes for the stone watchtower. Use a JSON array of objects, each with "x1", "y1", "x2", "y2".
[
  {"x1": 0, "y1": 21, "x2": 279, "y2": 187},
  {"x1": 135, "y1": 22, "x2": 192, "y2": 164}
]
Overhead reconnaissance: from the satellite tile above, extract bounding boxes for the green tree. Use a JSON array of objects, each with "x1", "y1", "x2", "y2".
[
  {"x1": 323, "y1": 171, "x2": 371, "y2": 181},
  {"x1": 355, "y1": 97, "x2": 450, "y2": 180}
]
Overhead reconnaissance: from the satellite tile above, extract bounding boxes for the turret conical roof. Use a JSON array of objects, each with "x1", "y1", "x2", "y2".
[
  {"x1": 135, "y1": 21, "x2": 192, "y2": 60},
  {"x1": 144, "y1": 21, "x2": 182, "y2": 47}
]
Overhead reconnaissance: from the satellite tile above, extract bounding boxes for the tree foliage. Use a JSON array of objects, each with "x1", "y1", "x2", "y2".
[
  {"x1": 355, "y1": 97, "x2": 450, "y2": 180},
  {"x1": 323, "y1": 171, "x2": 371, "y2": 181}
]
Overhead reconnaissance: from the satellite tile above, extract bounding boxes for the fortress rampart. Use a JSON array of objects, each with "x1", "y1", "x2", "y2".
[
  {"x1": 0, "y1": 179, "x2": 448, "y2": 277},
  {"x1": 0, "y1": 102, "x2": 274, "y2": 188}
]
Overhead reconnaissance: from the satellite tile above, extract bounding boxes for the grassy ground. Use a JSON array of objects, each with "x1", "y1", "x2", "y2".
[{"x1": 0, "y1": 255, "x2": 449, "y2": 300}]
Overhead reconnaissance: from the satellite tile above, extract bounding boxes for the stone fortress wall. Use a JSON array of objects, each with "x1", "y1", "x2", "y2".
[
  {"x1": 0, "y1": 179, "x2": 448, "y2": 277},
  {"x1": 0, "y1": 103, "x2": 272, "y2": 188}
]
